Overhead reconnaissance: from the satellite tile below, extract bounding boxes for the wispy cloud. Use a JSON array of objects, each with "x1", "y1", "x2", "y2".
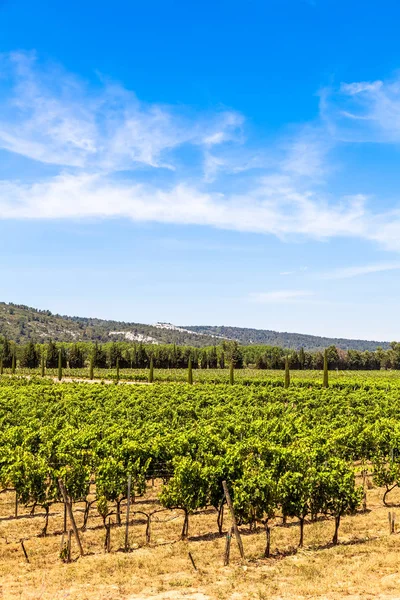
[
  {"x1": 280, "y1": 267, "x2": 308, "y2": 276},
  {"x1": 324, "y1": 261, "x2": 400, "y2": 279},
  {"x1": 249, "y1": 290, "x2": 314, "y2": 303},
  {"x1": 0, "y1": 172, "x2": 372, "y2": 241},
  {"x1": 320, "y1": 76, "x2": 400, "y2": 143},
  {"x1": 3, "y1": 52, "x2": 400, "y2": 253},
  {"x1": 0, "y1": 51, "x2": 243, "y2": 171}
]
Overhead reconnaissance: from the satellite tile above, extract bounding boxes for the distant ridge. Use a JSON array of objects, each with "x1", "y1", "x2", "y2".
[
  {"x1": 182, "y1": 325, "x2": 390, "y2": 352},
  {"x1": 0, "y1": 302, "x2": 390, "y2": 351}
]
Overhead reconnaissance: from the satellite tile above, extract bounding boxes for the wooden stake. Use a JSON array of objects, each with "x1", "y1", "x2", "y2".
[
  {"x1": 125, "y1": 474, "x2": 132, "y2": 552},
  {"x1": 60, "y1": 531, "x2": 65, "y2": 555},
  {"x1": 105, "y1": 518, "x2": 111, "y2": 553},
  {"x1": 223, "y1": 527, "x2": 233, "y2": 566},
  {"x1": 222, "y1": 481, "x2": 244, "y2": 559},
  {"x1": 188, "y1": 551, "x2": 197, "y2": 571},
  {"x1": 20, "y1": 540, "x2": 29, "y2": 563},
  {"x1": 58, "y1": 479, "x2": 84, "y2": 556},
  {"x1": 362, "y1": 469, "x2": 367, "y2": 512},
  {"x1": 67, "y1": 530, "x2": 72, "y2": 563},
  {"x1": 15, "y1": 492, "x2": 18, "y2": 518},
  {"x1": 392, "y1": 512, "x2": 396, "y2": 534}
]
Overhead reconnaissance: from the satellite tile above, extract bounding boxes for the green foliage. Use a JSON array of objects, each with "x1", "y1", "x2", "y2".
[
  {"x1": 323, "y1": 349, "x2": 329, "y2": 388},
  {"x1": 284, "y1": 356, "x2": 290, "y2": 389},
  {"x1": 149, "y1": 357, "x2": 154, "y2": 383},
  {"x1": 58, "y1": 349, "x2": 62, "y2": 381},
  {"x1": 20, "y1": 341, "x2": 39, "y2": 369},
  {"x1": 46, "y1": 340, "x2": 59, "y2": 368},
  {"x1": 0, "y1": 375, "x2": 392, "y2": 551},
  {"x1": 188, "y1": 357, "x2": 193, "y2": 384},
  {"x1": 159, "y1": 456, "x2": 209, "y2": 538},
  {"x1": 229, "y1": 361, "x2": 234, "y2": 385},
  {"x1": 89, "y1": 353, "x2": 94, "y2": 380}
]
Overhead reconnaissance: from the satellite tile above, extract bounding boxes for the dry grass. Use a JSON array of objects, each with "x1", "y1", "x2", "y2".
[{"x1": 1, "y1": 481, "x2": 400, "y2": 600}]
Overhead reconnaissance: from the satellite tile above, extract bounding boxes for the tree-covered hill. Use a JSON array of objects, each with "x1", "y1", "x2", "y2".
[
  {"x1": 182, "y1": 325, "x2": 391, "y2": 351},
  {"x1": 0, "y1": 302, "x2": 390, "y2": 350}
]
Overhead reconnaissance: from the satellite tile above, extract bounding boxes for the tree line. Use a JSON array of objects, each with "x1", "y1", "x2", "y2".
[{"x1": 1, "y1": 337, "x2": 400, "y2": 370}]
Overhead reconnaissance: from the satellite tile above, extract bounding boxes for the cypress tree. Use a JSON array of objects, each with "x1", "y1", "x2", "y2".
[
  {"x1": 11, "y1": 351, "x2": 16, "y2": 374},
  {"x1": 323, "y1": 349, "x2": 329, "y2": 388},
  {"x1": 41, "y1": 353, "x2": 45, "y2": 377},
  {"x1": 46, "y1": 339, "x2": 58, "y2": 368},
  {"x1": 21, "y1": 341, "x2": 39, "y2": 369},
  {"x1": 148, "y1": 356, "x2": 154, "y2": 383},
  {"x1": 2, "y1": 338, "x2": 12, "y2": 368},
  {"x1": 188, "y1": 356, "x2": 193, "y2": 384},
  {"x1": 116, "y1": 357, "x2": 120, "y2": 383},
  {"x1": 89, "y1": 353, "x2": 94, "y2": 380},
  {"x1": 299, "y1": 347, "x2": 305, "y2": 370},
  {"x1": 58, "y1": 349, "x2": 62, "y2": 381},
  {"x1": 284, "y1": 356, "x2": 290, "y2": 389},
  {"x1": 229, "y1": 361, "x2": 234, "y2": 385}
]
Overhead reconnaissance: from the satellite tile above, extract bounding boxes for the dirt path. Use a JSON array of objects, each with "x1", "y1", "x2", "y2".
[{"x1": 2, "y1": 374, "x2": 151, "y2": 385}]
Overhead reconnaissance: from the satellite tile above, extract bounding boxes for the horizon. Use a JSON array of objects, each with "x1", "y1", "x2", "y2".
[{"x1": 2, "y1": 1, "x2": 400, "y2": 339}]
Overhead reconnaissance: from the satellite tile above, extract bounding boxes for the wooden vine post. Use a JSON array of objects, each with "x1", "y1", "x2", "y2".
[
  {"x1": 222, "y1": 480, "x2": 244, "y2": 559},
  {"x1": 224, "y1": 527, "x2": 233, "y2": 566},
  {"x1": 58, "y1": 479, "x2": 84, "y2": 556},
  {"x1": 125, "y1": 474, "x2": 132, "y2": 551}
]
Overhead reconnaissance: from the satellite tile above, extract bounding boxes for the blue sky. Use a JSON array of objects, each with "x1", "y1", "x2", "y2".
[{"x1": 2, "y1": 0, "x2": 400, "y2": 340}]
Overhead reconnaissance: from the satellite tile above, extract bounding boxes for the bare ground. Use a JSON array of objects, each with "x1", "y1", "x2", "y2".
[{"x1": 2, "y1": 480, "x2": 400, "y2": 600}]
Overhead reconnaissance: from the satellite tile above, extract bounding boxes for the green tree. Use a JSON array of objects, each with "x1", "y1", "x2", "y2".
[
  {"x1": 46, "y1": 339, "x2": 59, "y2": 368},
  {"x1": 58, "y1": 349, "x2": 62, "y2": 381},
  {"x1": 229, "y1": 361, "x2": 234, "y2": 385},
  {"x1": 284, "y1": 356, "x2": 290, "y2": 389},
  {"x1": 200, "y1": 350, "x2": 208, "y2": 369},
  {"x1": 299, "y1": 347, "x2": 305, "y2": 370},
  {"x1": 89, "y1": 353, "x2": 94, "y2": 379},
  {"x1": 93, "y1": 342, "x2": 107, "y2": 368},
  {"x1": 149, "y1": 356, "x2": 154, "y2": 383},
  {"x1": 20, "y1": 341, "x2": 39, "y2": 369},
  {"x1": 187, "y1": 356, "x2": 193, "y2": 384},
  {"x1": 209, "y1": 346, "x2": 218, "y2": 369},
  {"x1": 68, "y1": 344, "x2": 84, "y2": 368},
  {"x1": 323, "y1": 349, "x2": 329, "y2": 388},
  {"x1": 1, "y1": 337, "x2": 12, "y2": 368}
]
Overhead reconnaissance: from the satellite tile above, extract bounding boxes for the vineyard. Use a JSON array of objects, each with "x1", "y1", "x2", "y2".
[
  {"x1": 5, "y1": 365, "x2": 400, "y2": 386},
  {"x1": 2, "y1": 375, "x2": 400, "y2": 599}
]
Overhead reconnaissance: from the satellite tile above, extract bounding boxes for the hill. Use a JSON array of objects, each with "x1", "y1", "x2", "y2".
[
  {"x1": 181, "y1": 325, "x2": 391, "y2": 351},
  {"x1": 0, "y1": 302, "x2": 390, "y2": 350}
]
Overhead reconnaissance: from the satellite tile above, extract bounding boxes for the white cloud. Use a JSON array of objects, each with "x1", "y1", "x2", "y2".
[
  {"x1": 321, "y1": 76, "x2": 400, "y2": 143},
  {"x1": 0, "y1": 172, "x2": 375, "y2": 242},
  {"x1": 324, "y1": 261, "x2": 400, "y2": 279},
  {"x1": 0, "y1": 51, "x2": 243, "y2": 171},
  {"x1": 249, "y1": 290, "x2": 314, "y2": 303},
  {"x1": 3, "y1": 53, "x2": 400, "y2": 253}
]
